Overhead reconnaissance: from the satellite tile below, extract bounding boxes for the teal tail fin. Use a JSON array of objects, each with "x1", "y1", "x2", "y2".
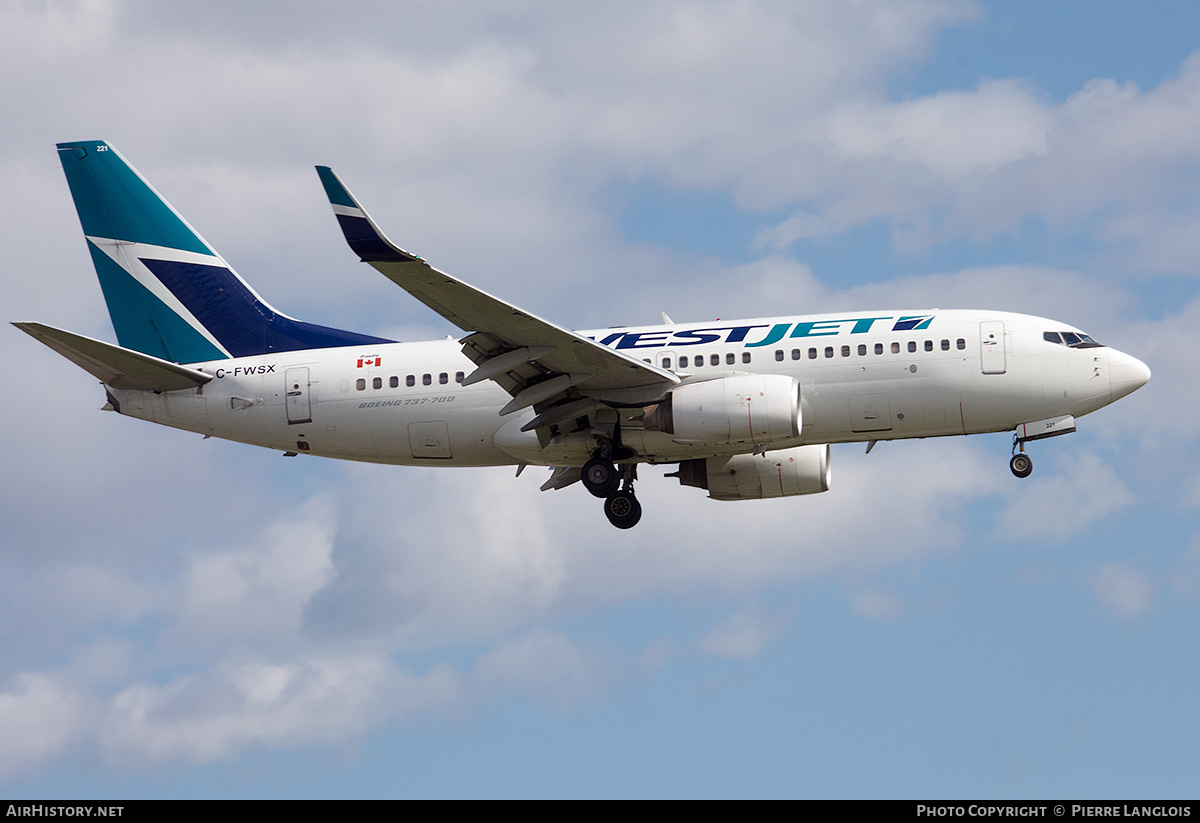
[{"x1": 57, "y1": 140, "x2": 390, "y2": 363}]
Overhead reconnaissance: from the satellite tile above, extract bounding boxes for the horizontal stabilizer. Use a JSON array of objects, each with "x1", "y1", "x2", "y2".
[{"x1": 14, "y1": 322, "x2": 213, "y2": 392}]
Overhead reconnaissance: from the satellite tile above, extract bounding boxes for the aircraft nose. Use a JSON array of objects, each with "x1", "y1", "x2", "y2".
[{"x1": 1109, "y1": 349, "x2": 1151, "y2": 401}]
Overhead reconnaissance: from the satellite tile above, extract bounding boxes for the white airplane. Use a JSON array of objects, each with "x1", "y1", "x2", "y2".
[{"x1": 16, "y1": 141, "x2": 1151, "y2": 529}]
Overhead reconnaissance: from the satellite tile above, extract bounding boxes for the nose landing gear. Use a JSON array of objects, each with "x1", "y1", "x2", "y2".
[
  {"x1": 1009, "y1": 451, "x2": 1033, "y2": 478},
  {"x1": 1010, "y1": 434, "x2": 1033, "y2": 478},
  {"x1": 1008, "y1": 415, "x2": 1077, "y2": 478}
]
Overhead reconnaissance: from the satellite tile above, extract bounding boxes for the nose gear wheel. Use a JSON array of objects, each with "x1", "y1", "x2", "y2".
[{"x1": 1010, "y1": 434, "x2": 1033, "y2": 478}]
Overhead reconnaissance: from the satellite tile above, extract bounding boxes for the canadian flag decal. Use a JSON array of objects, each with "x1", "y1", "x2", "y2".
[{"x1": 356, "y1": 356, "x2": 381, "y2": 368}]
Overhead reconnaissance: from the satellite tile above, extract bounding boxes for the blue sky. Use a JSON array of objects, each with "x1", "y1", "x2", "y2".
[{"x1": 2, "y1": 0, "x2": 1198, "y2": 798}]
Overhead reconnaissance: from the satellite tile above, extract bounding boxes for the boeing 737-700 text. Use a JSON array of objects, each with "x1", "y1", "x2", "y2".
[{"x1": 15, "y1": 141, "x2": 1151, "y2": 528}]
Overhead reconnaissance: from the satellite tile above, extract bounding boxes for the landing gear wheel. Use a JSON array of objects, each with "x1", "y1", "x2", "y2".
[
  {"x1": 1010, "y1": 453, "x2": 1033, "y2": 479},
  {"x1": 604, "y1": 490, "x2": 642, "y2": 529},
  {"x1": 582, "y1": 457, "x2": 620, "y2": 498}
]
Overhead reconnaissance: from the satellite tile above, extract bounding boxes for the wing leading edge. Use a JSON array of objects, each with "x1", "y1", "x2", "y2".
[{"x1": 315, "y1": 167, "x2": 680, "y2": 416}]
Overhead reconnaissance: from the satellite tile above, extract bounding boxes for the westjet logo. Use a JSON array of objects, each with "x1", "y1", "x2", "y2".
[
  {"x1": 593, "y1": 314, "x2": 938, "y2": 350},
  {"x1": 892, "y1": 315, "x2": 935, "y2": 331}
]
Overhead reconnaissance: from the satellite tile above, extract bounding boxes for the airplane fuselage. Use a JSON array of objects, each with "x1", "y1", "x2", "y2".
[
  {"x1": 108, "y1": 308, "x2": 1137, "y2": 468},
  {"x1": 27, "y1": 141, "x2": 1151, "y2": 527}
]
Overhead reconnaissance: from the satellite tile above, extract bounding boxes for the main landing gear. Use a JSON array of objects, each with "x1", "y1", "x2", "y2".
[
  {"x1": 1010, "y1": 435, "x2": 1033, "y2": 479},
  {"x1": 582, "y1": 456, "x2": 620, "y2": 497},
  {"x1": 582, "y1": 452, "x2": 642, "y2": 529},
  {"x1": 603, "y1": 484, "x2": 642, "y2": 530}
]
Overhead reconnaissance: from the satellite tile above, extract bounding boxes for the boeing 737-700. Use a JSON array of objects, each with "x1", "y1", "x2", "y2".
[{"x1": 15, "y1": 141, "x2": 1151, "y2": 528}]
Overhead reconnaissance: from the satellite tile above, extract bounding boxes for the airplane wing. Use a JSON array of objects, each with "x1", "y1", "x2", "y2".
[
  {"x1": 316, "y1": 167, "x2": 680, "y2": 417},
  {"x1": 13, "y1": 322, "x2": 213, "y2": 392}
]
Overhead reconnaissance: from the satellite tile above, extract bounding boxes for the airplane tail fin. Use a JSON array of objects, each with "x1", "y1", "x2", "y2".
[{"x1": 56, "y1": 141, "x2": 390, "y2": 364}]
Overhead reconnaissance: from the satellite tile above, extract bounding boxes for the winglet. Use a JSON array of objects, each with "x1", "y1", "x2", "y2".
[{"x1": 315, "y1": 166, "x2": 422, "y2": 264}]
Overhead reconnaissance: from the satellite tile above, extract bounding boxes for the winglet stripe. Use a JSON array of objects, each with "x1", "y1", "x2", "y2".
[{"x1": 317, "y1": 165, "x2": 421, "y2": 263}]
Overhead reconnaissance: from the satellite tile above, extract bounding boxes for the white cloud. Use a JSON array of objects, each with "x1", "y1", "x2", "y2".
[
  {"x1": 0, "y1": 674, "x2": 85, "y2": 778},
  {"x1": 1091, "y1": 562, "x2": 1152, "y2": 618},
  {"x1": 827, "y1": 79, "x2": 1051, "y2": 178},
  {"x1": 1093, "y1": 295, "x2": 1200, "y2": 448},
  {"x1": 101, "y1": 654, "x2": 459, "y2": 765},
  {"x1": 697, "y1": 613, "x2": 774, "y2": 661},
  {"x1": 169, "y1": 498, "x2": 336, "y2": 649},
  {"x1": 471, "y1": 629, "x2": 607, "y2": 713},
  {"x1": 994, "y1": 453, "x2": 1133, "y2": 544},
  {"x1": 850, "y1": 589, "x2": 906, "y2": 621}
]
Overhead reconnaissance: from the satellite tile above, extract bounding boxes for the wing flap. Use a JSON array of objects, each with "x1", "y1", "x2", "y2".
[{"x1": 14, "y1": 322, "x2": 212, "y2": 392}]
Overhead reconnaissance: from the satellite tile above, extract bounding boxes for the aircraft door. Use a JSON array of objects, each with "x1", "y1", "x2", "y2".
[
  {"x1": 980, "y1": 321, "x2": 1006, "y2": 374},
  {"x1": 285, "y1": 367, "x2": 312, "y2": 424}
]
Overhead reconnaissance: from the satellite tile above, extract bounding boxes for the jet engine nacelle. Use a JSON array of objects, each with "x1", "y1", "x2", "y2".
[
  {"x1": 672, "y1": 444, "x2": 831, "y2": 500},
  {"x1": 642, "y1": 374, "x2": 801, "y2": 446}
]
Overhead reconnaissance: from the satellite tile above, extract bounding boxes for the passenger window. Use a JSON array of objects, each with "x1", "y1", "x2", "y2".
[
  {"x1": 841, "y1": 345, "x2": 850, "y2": 357},
  {"x1": 372, "y1": 377, "x2": 382, "y2": 389},
  {"x1": 742, "y1": 352, "x2": 751, "y2": 364},
  {"x1": 694, "y1": 355, "x2": 704, "y2": 368},
  {"x1": 679, "y1": 357, "x2": 688, "y2": 369},
  {"x1": 891, "y1": 342, "x2": 900, "y2": 354},
  {"x1": 808, "y1": 347, "x2": 817, "y2": 359},
  {"x1": 356, "y1": 378, "x2": 366, "y2": 391},
  {"x1": 858, "y1": 344, "x2": 866, "y2": 356},
  {"x1": 389, "y1": 376, "x2": 399, "y2": 388},
  {"x1": 775, "y1": 350, "x2": 784, "y2": 362},
  {"x1": 439, "y1": 373, "x2": 448, "y2": 384},
  {"x1": 941, "y1": 339, "x2": 950, "y2": 351},
  {"x1": 406, "y1": 375, "x2": 415, "y2": 387},
  {"x1": 422, "y1": 374, "x2": 432, "y2": 386},
  {"x1": 455, "y1": 372, "x2": 464, "y2": 383},
  {"x1": 726, "y1": 353, "x2": 735, "y2": 365},
  {"x1": 791, "y1": 349, "x2": 800, "y2": 360},
  {"x1": 824, "y1": 347, "x2": 834, "y2": 358},
  {"x1": 662, "y1": 358, "x2": 671, "y2": 368},
  {"x1": 924, "y1": 340, "x2": 933, "y2": 352},
  {"x1": 711, "y1": 354, "x2": 720, "y2": 366},
  {"x1": 907, "y1": 341, "x2": 916, "y2": 353},
  {"x1": 875, "y1": 343, "x2": 883, "y2": 355},
  {"x1": 957, "y1": 338, "x2": 966, "y2": 350}
]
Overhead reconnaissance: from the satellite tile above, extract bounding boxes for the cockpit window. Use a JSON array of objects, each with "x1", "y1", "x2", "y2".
[{"x1": 1045, "y1": 330, "x2": 1102, "y2": 348}]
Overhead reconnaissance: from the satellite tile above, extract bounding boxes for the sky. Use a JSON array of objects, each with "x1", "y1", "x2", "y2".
[{"x1": 2, "y1": 0, "x2": 1198, "y2": 799}]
